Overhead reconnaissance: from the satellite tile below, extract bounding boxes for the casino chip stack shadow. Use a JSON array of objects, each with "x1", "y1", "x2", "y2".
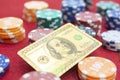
[{"x1": 84, "y1": 0, "x2": 93, "y2": 9}]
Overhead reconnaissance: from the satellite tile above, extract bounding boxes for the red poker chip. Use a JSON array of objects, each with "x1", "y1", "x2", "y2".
[
  {"x1": 20, "y1": 71, "x2": 61, "y2": 80},
  {"x1": 75, "y1": 11, "x2": 102, "y2": 36},
  {"x1": 28, "y1": 28, "x2": 53, "y2": 42},
  {"x1": 75, "y1": 11, "x2": 102, "y2": 23}
]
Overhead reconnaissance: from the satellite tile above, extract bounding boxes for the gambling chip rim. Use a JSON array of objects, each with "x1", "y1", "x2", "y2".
[
  {"x1": 28, "y1": 28, "x2": 53, "y2": 42},
  {"x1": 0, "y1": 17, "x2": 23, "y2": 30},
  {"x1": 36, "y1": 9, "x2": 62, "y2": 19},
  {"x1": 0, "y1": 54, "x2": 10, "y2": 75},
  {"x1": 77, "y1": 26, "x2": 96, "y2": 37},
  {"x1": 24, "y1": 1, "x2": 48, "y2": 10},
  {"x1": 78, "y1": 56, "x2": 117, "y2": 79},
  {"x1": 20, "y1": 71, "x2": 61, "y2": 80},
  {"x1": 101, "y1": 30, "x2": 120, "y2": 43}
]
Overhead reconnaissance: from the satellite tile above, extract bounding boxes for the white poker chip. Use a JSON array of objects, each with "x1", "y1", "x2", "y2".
[
  {"x1": 101, "y1": 30, "x2": 120, "y2": 52},
  {"x1": 101, "y1": 30, "x2": 120, "y2": 43}
]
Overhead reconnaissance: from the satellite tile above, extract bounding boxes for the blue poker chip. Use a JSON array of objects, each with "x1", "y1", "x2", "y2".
[
  {"x1": 0, "y1": 54, "x2": 10, "y2": 76},
  {"x1": 106, "y1": 21, "x2": 120, "y2": 30},
  {"x1": 106, "y1": 8, "x2": 120, "y2": 19},
  {"x1": 62, "y1": 7, "x2": 85, "y2": 15},
  {"x1": 63, "y1": 14, "x2": 76, "y2": 23},
  {"x1": 62, "y1": 0, "x2": 86, "y2": 8},
  {"x1": 105, "y1": 8, "x2": 120, "y2": 30},
  {"x1": 77, "y1": 26, "x2": 96, "y2": 37},
  {"x1": 62, "y1": 0, "x2": 86, "y2": 23}
]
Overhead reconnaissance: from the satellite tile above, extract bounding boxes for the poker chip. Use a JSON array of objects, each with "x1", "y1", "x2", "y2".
[
  {"x1": 22, "y1": 1, "x2": 48, "y2": 22},
  {"x1": 0, "y1": 54, "x2": 10, "y2": 76},
  {"x1": 61, "y1": 0, "x2": 86, "y2": 23},
  {"x1": 105, "y1": 8, "x2": 120, "y2": 30},
  {"x1": 84, "y1": 0, "x2": 93, "y2": 9},
  {"x1": 0, "y1": 33, "x2": 25, "y2": 44},
  {"x1": 101, "y1": 30, "x2": 120, "y2": 52},
  {"x1": 28, "y1": 28, "x2": 53, "y2": 43},
  {"x1": 20, "y1": 71, "x2": 61, "y2": 80},
  {"x1": 36, "y1": 9, "x2": 63, "y2": 30},
  {"x1": 0, "y1": 17, "x2": 25, "y2": 44},
  {"x1": 96, "y1": 1, "x2": 119, "y2": 17},
  {"x1": 22, "y1": 14, "x2": 36, "y2": 22},
  {"x1": 77, "y1": 25, "x2": 96, "y2": 37},
  {"x1": 78, "y1": 57, "x2": 117, "y2": 80},
  {"x1": 75, "y1": 11, "x2": 102, "y2": 36}
]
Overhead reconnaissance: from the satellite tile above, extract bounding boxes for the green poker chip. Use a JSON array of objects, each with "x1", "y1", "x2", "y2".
[
  {"x1": 36, "y1": 9, "x2": 63, "y2": 29},
  {"x1": 96, "y1": 1, "x2": 119, "y2": 10},
  {"x1": 36, "y1": 9, "x2": 62, "y2": 19}
]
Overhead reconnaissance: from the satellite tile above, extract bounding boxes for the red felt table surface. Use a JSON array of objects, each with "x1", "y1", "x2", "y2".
[{"x1": 0, "y1": 0, "x2": 120, "y2": 80}]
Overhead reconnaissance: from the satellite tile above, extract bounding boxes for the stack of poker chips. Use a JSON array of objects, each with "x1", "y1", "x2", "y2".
[
  {"x1": 101, "y1": 30, "x2": 120, "y2": 52},
  {"x1": 0, "y1": 54, "x2": 10, "y2": 76},
  {"x1": 96, "y1": 1, "x2": 119, "y2": 17},
  {"x1": 22, "y1": 1, "x2": 48, "y2": 22},
  {"x1": 75, "y1": 11, "x2": 102, "y2": 36},
  {"x1": 28, "y1": 28, "x2": 53, "y2": 43},
  {"x1": 36, "y1": 9, "x2": 63, "y2": 30},
  {"x1": 20, "y1": 71, "x2": 61, "y2": 80},
  {"x1": 77, "y1": 25, "x2": 96, "y2": 37},
  {"x1": 78, "y1": 57, "x2": 117, "y2": 80},
  {"x1": 84, "y1": 0, "x2": 93, "y2": 9},
  {"x1": 61, "y1": 0, "x2": 86, "y2": 23},
  {"x1": 0, "y1": 17, "x2": 25, "y2": 44},
  {"x1": 105, "y1": 8, "x2": 120, "y2": 30}
]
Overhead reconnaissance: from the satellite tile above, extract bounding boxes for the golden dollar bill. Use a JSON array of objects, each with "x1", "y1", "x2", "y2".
[{"x1": 18, "y1": 23, "x2": 102, "y2": 77}]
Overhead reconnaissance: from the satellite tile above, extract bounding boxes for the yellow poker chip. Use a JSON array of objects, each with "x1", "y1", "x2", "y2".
[
  {"x1": 24, "y1": 1, "x2": 48, "y2": 10},
  {"x1": 78, "y1": 57, "x2": 117, "y2": 80},
  {"x1": 0, "y1": 17, "x2": 23, "y2": 30}
]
